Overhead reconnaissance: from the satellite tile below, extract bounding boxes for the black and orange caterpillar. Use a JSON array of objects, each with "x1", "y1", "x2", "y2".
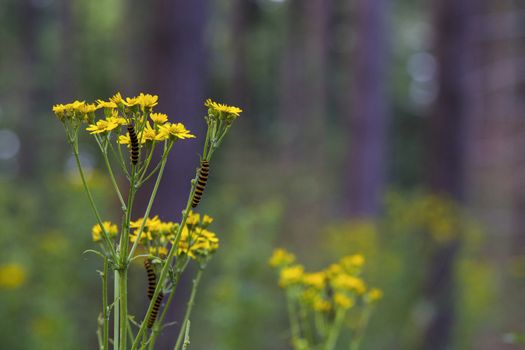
[
  {"x1": 144, "y1": 258, "x2": 163, "y2": 328},
  {"x1": 127, "y1": 123, "x2": 139, "y2": 165},
  {"x1": 144, "y1": 259, "x2": 156, "y2": 300},
  {"x1": 147, "y1": 293, "x2": 164, "y2": 328},
  {"x1": 191, "y1": 160, "x2": 209, "y2": 208}
]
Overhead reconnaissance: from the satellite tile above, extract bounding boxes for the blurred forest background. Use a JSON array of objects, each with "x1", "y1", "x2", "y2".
[{"x1": 1, "y1": 0, "x2": 525, "y2": 349}]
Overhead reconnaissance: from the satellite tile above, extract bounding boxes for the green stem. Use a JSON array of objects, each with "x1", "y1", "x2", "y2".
[
  {"x1": 103, "y1": 258, "x2": 109, "y2": 350},
  {"x1": 127, "y1": 142, "x2": 173, "y2": 260},
  {"x1": 102, "y1": 145, "x2": 127, "y2": 211},
  {"x1": 119, "y1": 165, "x2": 137, "y2": 350},
  {"x1": 70, "y1": 139, "x2": 118, "y2": 261},
  {"x1": 286, "y1": 290, "x2": 302, "y2": 350},
  {"x1": 138, "y1": 142, "x2": 157, "y2": 183},
  {"x1": 349, "y1": 307, "x2": 372, "y2": 350},
  {"x1": 181, "y1": 321, "x2": 191, "y2": 350},
  {"x1": 324, "y1": 309, "x2": 346, "y2": 350},
  {"x1": 114, "y1": 270, "x2": 120, "y2": 350},
  {"x1": 315, "y1": 311, "x2": 326, "y2": 342},
  {"x1": 119, "y1": 269, "x2": 128, "y2": 350},
  {"x1": 148, "y1": 267, "x2": 185, "y2": 350},
  {"x1": 174, "y1": 268, "x2": 204, "y2": 350}
]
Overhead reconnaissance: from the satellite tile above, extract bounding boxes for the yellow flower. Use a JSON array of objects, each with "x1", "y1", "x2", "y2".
[
  {"x1": 303, "y1": 272, "x2": 326, "y2": 289},
  {"x1": 313, "y1": 297, "x2": 332, "y2": 312},
  {"x1": 202, "y1": 215, "x2": 213, "y2": 226},
  {"x1": 334, "y1": 293, "x2": 354, "y2": 309},
  {"x1": 156, "y1": 122, "x2": 195, "y2": 140},
  {"x1": 125, "y1": 93, "x2": 159, "y2": 109},
  {"x1": 52, "y1": 104, "x2": 67, "y2": 116},
  {"x1": 118, "y1": 134, "x2": 131, "y2": 145},
  {"x1": 0, "y1": 263, "x2": 27, "y2": 289},
  {"x1": 204, "y1": 99, "x2": 243, "y2": 118},
  {"x1": 186, "y1": 211, "x2": 201, "y2": 226},
  {"x1": 142, "y1": 122, "x2": 157, "y2": 142},
  {"x1": 150, "y1": 113, "x2": 168, "y2": 124},
  {"x1": 341, "y1": 254, "x2": 365, "y2": 268},
  {"x1": 86, "y1": 119, "x2": 119, "y2": 134},
  {"x1": 331, "y1": 274, "x2": 367, "y2": 295},
  {"x1": 365, "y1": 288, "x2": 383, "y2": 304},
  {"x1": 149, "y1": 246, "x2": 168, "y2": 258},
  {"x1": 106, "y1": 115, "x2": 127, "y2": 126},
  {"x1": 96, "y1": 100, "x2": 118, "y2": 109},
  {"x1": 52, "y1": 100, "x2": 86, "y2": 121},
  {"x1": 269, "y1": 248, "x2": 296, "y2": 268},
  {"x1": 109, "y1": 92, "x2": 125, "y2": 106},
  {"x1": 92, "y1": 221, "x2": 118, "y2": 242},
  {"x1": 279, "y1": 265, "x2": 304, "y2": 288},
  {"x1": 78, "y1": 103, "x2": 97, "y2": 114}
]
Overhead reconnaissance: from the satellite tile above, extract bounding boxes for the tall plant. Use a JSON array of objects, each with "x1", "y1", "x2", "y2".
[{"x1": 52, "y1": 93, "x2": 242, "y2": 350}]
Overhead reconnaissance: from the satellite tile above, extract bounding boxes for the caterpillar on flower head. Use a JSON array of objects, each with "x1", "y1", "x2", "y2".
[
  {"x1": 147, "y1": 293, "x2": 164, "y2": 328},
  {"x1": 191, "y1": 160, "x2": 209, "y2": 208},
  {"x1": 127, "y1": 123, "x2": 139, "y2": 165},
  {"x1": 144, "y1": 259, "x2": 156, "y2": 300}
]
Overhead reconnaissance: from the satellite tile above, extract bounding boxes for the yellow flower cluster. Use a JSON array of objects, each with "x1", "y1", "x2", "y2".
[
  {"x1": 204, "y1": 99, "x2": 243, "y2": 123},
  {"x1": 52, "y1": 92, "x2": 196, "y2": 144},
  {"x1": 384, "y1": 191, "x2": 467, "y2": 243},
  {"x1": 268, "y1": 248, "x2": 296, "y2": 267},
  {"x1": 0, "y1": 263, "x2": 27, "y2": 289},
  {"x1": 270, "y1": 249, "x2": 382, "y2": 313},
  {"x1": 91, "y1": 221, "x2": 119, "y2": 242},
  {"x1": 129, "y1": 211, "x2": 219, "y2": 261}
]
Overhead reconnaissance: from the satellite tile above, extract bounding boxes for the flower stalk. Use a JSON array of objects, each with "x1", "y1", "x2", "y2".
[{"x1": 53, "y1": 94, "x2": 241, "y2": 350}]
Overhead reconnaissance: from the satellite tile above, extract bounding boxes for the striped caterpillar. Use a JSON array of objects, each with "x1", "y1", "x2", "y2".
[
  {"x1": 191, "y1": 160, "x2": 209, "y2": 208},
  {"x1": 127, "y1": 123, "x2": 139, "y2": 165}
]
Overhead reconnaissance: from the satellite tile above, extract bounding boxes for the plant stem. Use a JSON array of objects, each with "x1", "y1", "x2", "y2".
[
  {"x1": 174, "y1": 268, "x2": 204, "y2": 350},
  {"x1": 349, "y1": 307, "x2": 372, "y2": 350},
  {"x1": 70, "y1": 139, "x2": 118, "y2": 262},
  {"x1": 128, "y1": 142, "x2": 173, "y2": 260},
  {"x1": 102, "y1": 146, "x2": 127, "y2": 211},
  {"x1": 148, "y1": 268, "x2": 184, "y2": 350},
  {"x1": 103, "y1": 258, "x2": 109, "y2": 350},
  {"x1": 324, "y1": 309, "x2": 345, "y2": 350},
  {"x1": 119, "y1": 164, "x2": 137, "y2": 350},
  {"x1": 119, "y1": 269, "x2": 128, "y2": 350},
  {"x1": 286, "y1": 290, "x2": 302, "y2": 350},
  {"x1": 114, "y1": 270, "x2": 120, "y2": 350},
  {"x1": 181, "y1": 320, "x2": 191, "y2": 350}
]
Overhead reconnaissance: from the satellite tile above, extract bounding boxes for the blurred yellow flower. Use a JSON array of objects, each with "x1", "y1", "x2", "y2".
[
  {"x1": 92, "y1": 221, "x2": 118, "y2": 242},
  {"x1": 334, "y1": 293, "x2": 354, "y2": 309},
  {"x1": 332, "y1": 274, "x2": 366, "y2": 295},
  {"x1": 269, "y1": 248, "x2": 296, "y2": 268},
  {"x1": 303, "y1": 272, "x2": 326, "y2": 289},
  {"x1": 365, "y1": 288, "x2": 383, "y2": 304},
  {"x1": 279, "y1": 265, "x2": 304, "y2": 288},
  {"x1": 0, "y1": 263, "x2": 27, "y2": 289}
]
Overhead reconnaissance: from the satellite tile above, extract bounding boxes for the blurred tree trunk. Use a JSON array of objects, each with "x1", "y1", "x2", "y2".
[
  {"x1": 230, "y1": 0, "x2": 259, "y2": 111},
  {"x1": 344, "y1": 0, "x2": 389, "y2": 217},
  {"x1": 16, "y1": 0, "x2": 41, "y2": 178},
  {"x1": 422, "y1": 0, "x2": 474, "y2": 348},
  {"x1": 279, "y1": 0, "x2": 330, "y2": 243},
  {"x1": 132, "y1": 0, "x2": 208, "y2": 220},
  {"x1": 280, "y1": 0, "x2": 329, "y2": 164}
]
